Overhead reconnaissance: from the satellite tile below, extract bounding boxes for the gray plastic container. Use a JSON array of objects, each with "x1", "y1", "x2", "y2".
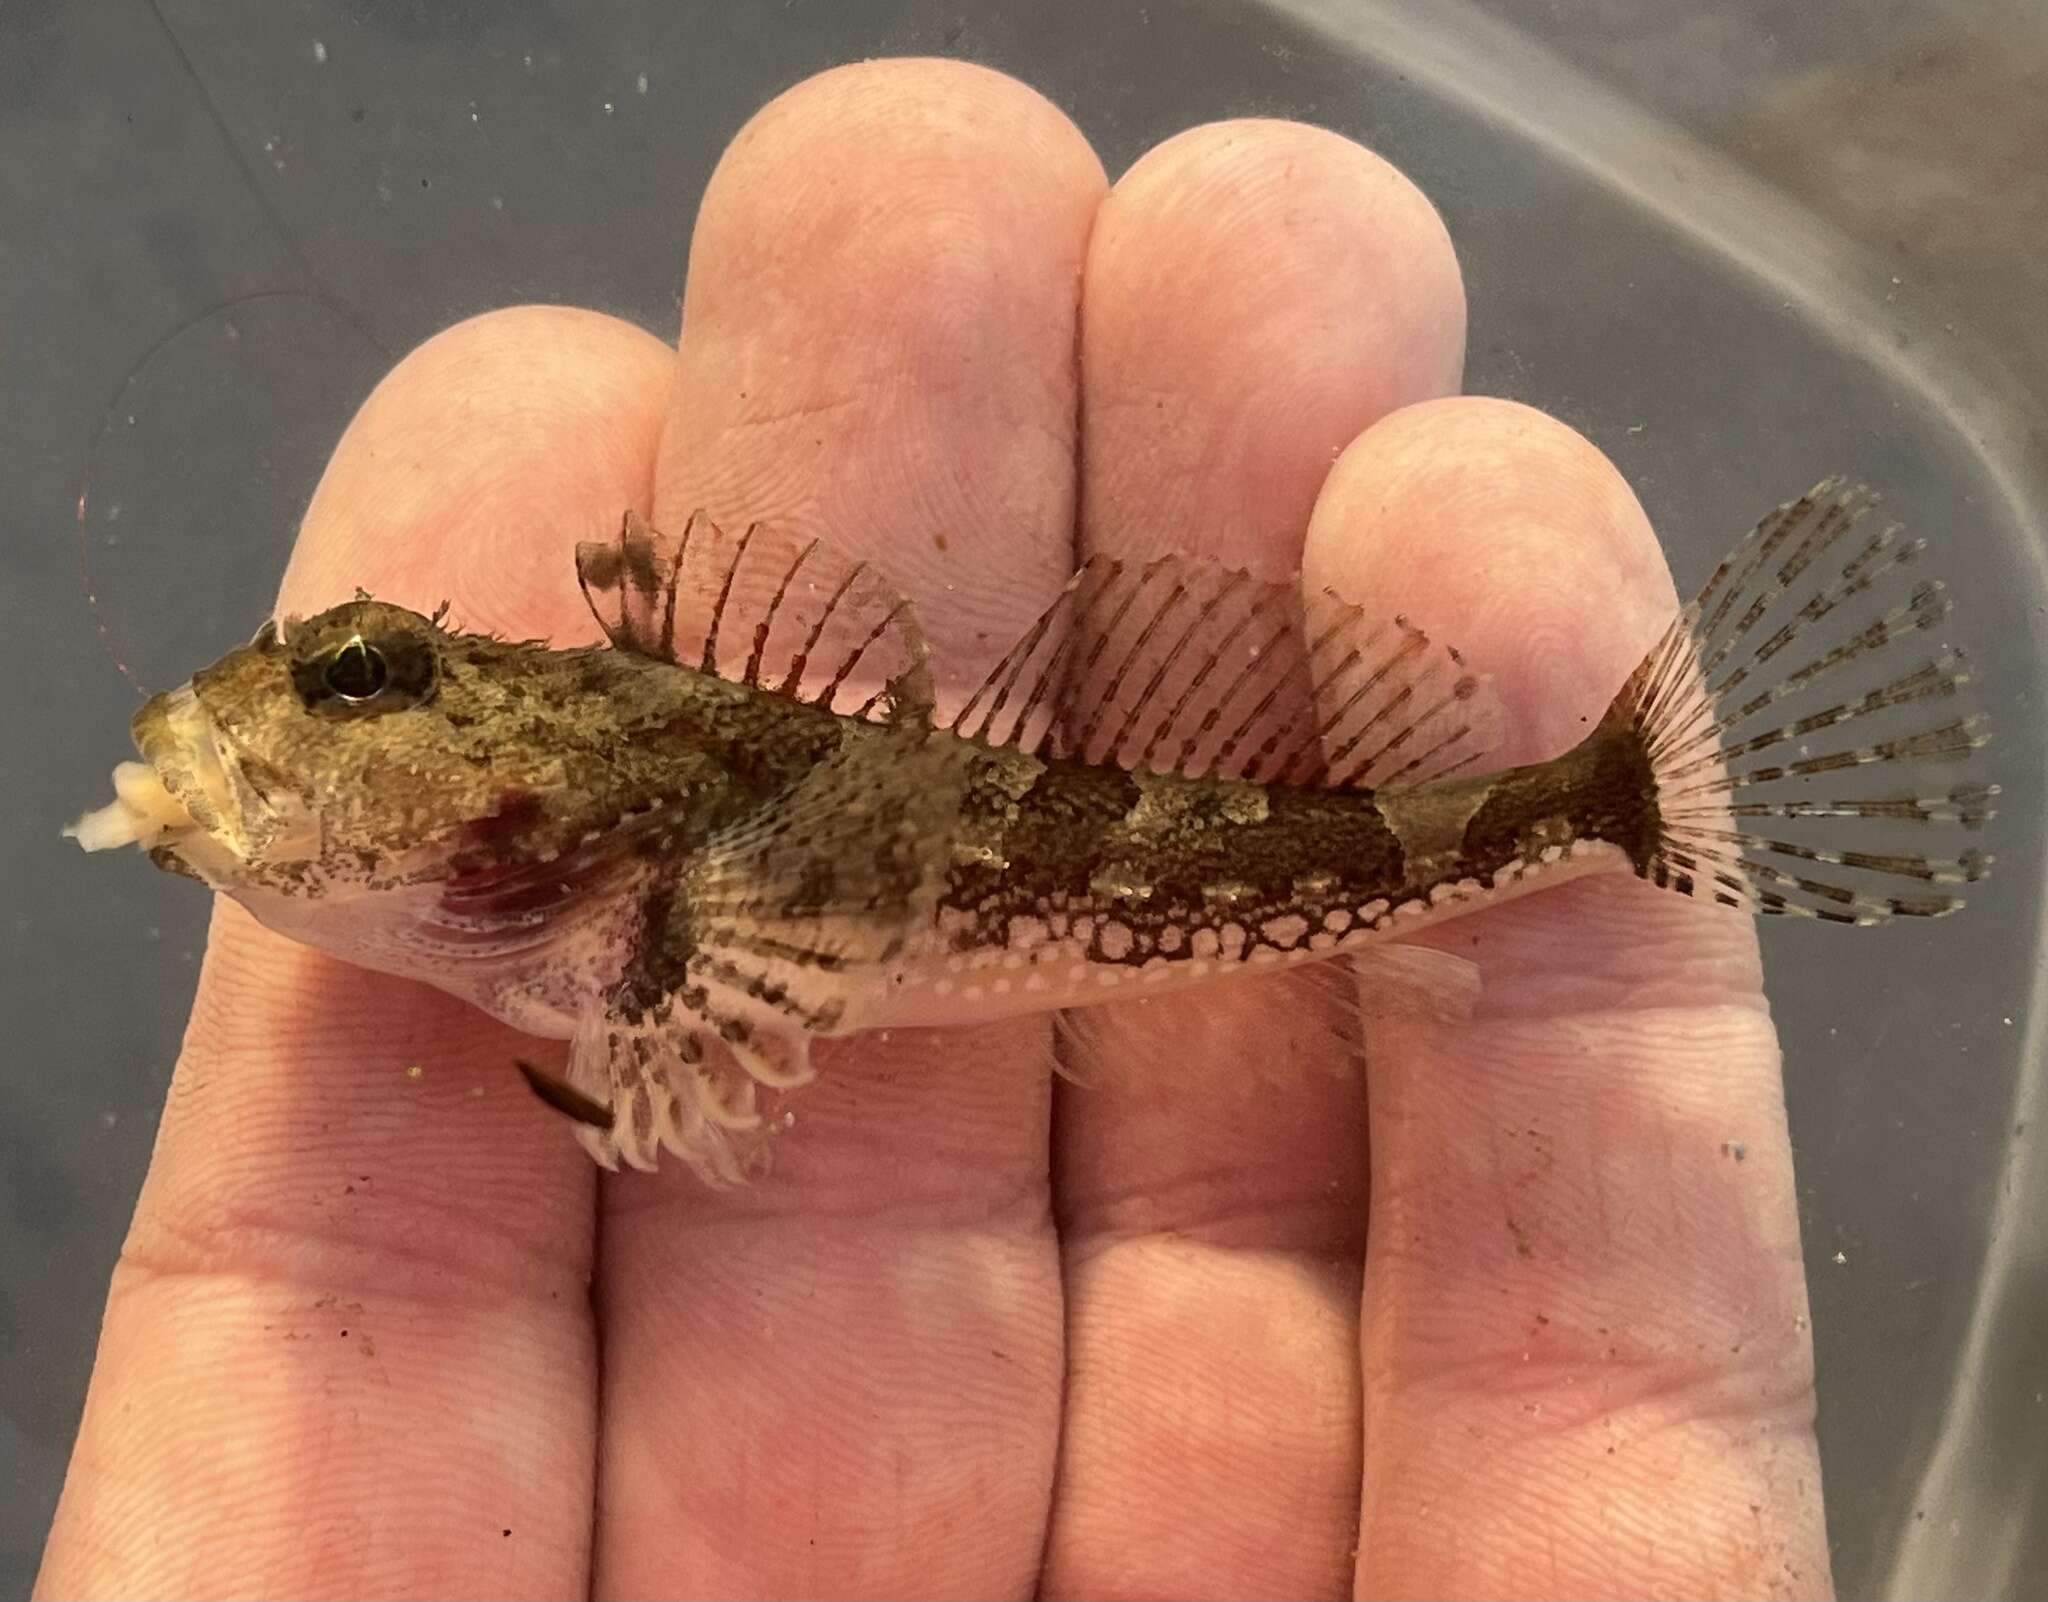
[{"x1": 5, "y1": 2, "x2": 2042, "y2": 1594}]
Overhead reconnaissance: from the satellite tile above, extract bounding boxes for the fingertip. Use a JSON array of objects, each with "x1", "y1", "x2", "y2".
[
  {"x1": 1305, "y1": 395, "x2": 1672, "y2": 763},
  {"x1": 707, "y1": 57, "x2": 1107, "y2": 211},
  {"x1": 1083, "y1": 118, "x2": 1465, "y2": 563},
  {"x1": 662, "y1": 57, "x2": 1107, "y2": 668},
  {"x1": 685, "y1": 58, "x2": 1105, "y2": 333},
  {"x1": 288, "y1": 304, "x2": 674, "y2": 634}
]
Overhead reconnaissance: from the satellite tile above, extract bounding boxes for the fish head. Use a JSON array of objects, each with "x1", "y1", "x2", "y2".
[{"x1": 77, "y1": 599, "x2": 560, "y2": 899}]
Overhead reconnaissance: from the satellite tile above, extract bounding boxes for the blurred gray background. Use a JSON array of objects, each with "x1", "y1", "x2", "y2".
[{"x1": 5, "y1": 1, "x2": 2044, "y2": 1595}]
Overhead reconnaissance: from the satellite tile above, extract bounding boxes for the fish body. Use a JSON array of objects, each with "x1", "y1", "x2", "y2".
[
  {"x1": 72, "y1": 482, "x2": 1995, "y2": 1181},
  {"x1": 886, "y1": 716, "x2": 1645, "y2": 1027}
]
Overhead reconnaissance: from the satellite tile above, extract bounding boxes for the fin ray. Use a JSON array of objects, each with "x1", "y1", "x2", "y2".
[
  {"x1": 947, "y1": 552, "x2": 1502, "y2": 790},
  {"x1": 1614, "y1": 478, "x2": 1994, "y2": 923},
  {"x1": 577, "y1": 510, "x2": 935, "y2": 723}
]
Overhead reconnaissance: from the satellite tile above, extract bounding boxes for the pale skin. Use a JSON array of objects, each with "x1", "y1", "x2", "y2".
[{"x1": 39, "y1": 59, "x2": 1831, "y2": 1602}]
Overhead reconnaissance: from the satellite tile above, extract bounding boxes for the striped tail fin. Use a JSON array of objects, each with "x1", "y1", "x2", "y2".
[{"x1": 1613, "y1": 478, "x2": 1995, "y2": 924}]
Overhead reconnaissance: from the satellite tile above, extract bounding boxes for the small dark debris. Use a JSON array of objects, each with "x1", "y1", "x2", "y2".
[
  {"x1": 339, "y1": 1329, "x2": 349, "y2": 1338},
  {"x1": 502, "y1": 1529, "x2": 512, "y2": 1538},
  {"x1": 1721, "y1": 1141, "x2": 1748, "y2": 1161},
  {"x1": 350, "y1": 105, "x2": 366, "y2": 123}
]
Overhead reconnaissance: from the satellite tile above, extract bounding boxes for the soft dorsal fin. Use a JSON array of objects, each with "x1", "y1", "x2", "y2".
[
  {"x1": 947, "y1": 553, "x2": 1502, "y2": 789},
  {"x1": 577, "y1": 510, "x2": 936, "y2": 724}
]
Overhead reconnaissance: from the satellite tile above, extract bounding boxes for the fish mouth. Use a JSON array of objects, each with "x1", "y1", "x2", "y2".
[{"x1": 66, "y1": 685, "x2": 310, "y2": 882}]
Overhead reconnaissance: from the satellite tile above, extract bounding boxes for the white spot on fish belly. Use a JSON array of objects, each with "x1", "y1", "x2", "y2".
[
  {"x1": 1491, "y1": 858, "x2": 1526, "y2": 888},
  {"x1": 1262, "y1": 913, "x2": 1309, "y2": 949},
  {"x1": 1096, "y1": 922, "x2": 1136, "y2": 961},
  {"x1": 1158, "y1": 925, "x2": 1186, "y2": 954},
  {"x1": 1192, "y1": 927, "x2": 1221, "y2": 959},
  {"x1": 1323, "y1": 908, "x2": 1353, "y2": 934},
  {"x1": 1009, "y1": 915, "x2": 1050, "y2": 952},
  {"x1": 1219, "y1": 922, "x2": 1248, "y2": 960},
  {"x1": 1361, "y1": 899, "x2": 1391, "y2": 923}
]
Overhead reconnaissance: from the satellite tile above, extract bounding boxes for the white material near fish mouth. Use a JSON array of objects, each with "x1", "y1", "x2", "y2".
[
  {"x1": 64, "y1": 683, "x2": 263, "y2": 875},
  {"x1": 64, "y1": 759, "x2": 195, "y2": 852}
]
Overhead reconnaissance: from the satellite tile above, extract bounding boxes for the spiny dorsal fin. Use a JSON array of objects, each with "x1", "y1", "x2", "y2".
[
  {"x1": 576, "y1": 510, "x2": 936, "y2": 724},
  {"x1": 947, "y1": 552, "x2": 1502, "y2": 789}
]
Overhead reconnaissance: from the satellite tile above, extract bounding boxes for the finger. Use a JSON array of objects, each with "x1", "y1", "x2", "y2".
[
  {"x1": 1047, "y1": 121, "x2": 1465, "y2": 1599},
  {"x1": 38, "y1": 306, "x2": 675, "y2": 1601},
  {"x1": 1305, "y1": 397, "x2": 1829, "y2": 1600},
  {"x1": 594, "y1": 61, "x2": 1105, "y2": 1599}
]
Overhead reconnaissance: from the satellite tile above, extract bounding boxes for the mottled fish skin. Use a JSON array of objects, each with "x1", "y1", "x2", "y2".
[
  {"x1": 126, "y1": 599, "x2": 857, "y2": 1033},
  {"x1": 78, "y1": 481, "x2": 1994, "y2": 1181},
  {"x1": 880, "y1": 713, "x2": 1652, "y2": 1023}
]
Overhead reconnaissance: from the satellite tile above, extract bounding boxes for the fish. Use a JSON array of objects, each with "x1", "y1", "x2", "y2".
[{"x1": 68, "y1": 478, "x2": 1996, "y2": 1183}]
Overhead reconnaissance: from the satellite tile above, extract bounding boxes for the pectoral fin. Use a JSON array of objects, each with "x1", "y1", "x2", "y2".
[
  {"x1": 523, "y1": 729, "x2": 973, "y2": 1183},
  {"x1": 513, "y1": 1058, "x2": 611, "y2": 1129},
  {"x1": 527, "y1": 1003, "x2": 799, "y2": 1183}
]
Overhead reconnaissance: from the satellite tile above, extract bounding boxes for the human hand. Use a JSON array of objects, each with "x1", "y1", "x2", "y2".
[{"x1": 40, "y1": 59, "x2": 1828, "y2": 1600}]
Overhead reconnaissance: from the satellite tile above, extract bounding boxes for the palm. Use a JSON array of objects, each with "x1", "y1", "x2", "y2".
[{"x1": 42, "y1": 60, "x2": 1827, "y2": 1601}]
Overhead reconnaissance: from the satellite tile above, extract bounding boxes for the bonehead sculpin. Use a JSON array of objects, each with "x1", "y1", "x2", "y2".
[{"x1": 71, "y1": 481, "x2": 1995, "y2": 1182}]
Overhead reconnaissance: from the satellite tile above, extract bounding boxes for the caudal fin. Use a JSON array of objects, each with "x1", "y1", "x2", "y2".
[{"x1": 1613, "y1": 477, "x2": 1995, "y2": 924}]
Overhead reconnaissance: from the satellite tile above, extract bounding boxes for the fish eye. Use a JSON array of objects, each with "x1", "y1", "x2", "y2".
[
  {"x1": 324, "y1": 637, "x2": 389, "y2": 702},
  {"x1": 291, "y1": 624, "x2": 438, "y2": 718}
]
